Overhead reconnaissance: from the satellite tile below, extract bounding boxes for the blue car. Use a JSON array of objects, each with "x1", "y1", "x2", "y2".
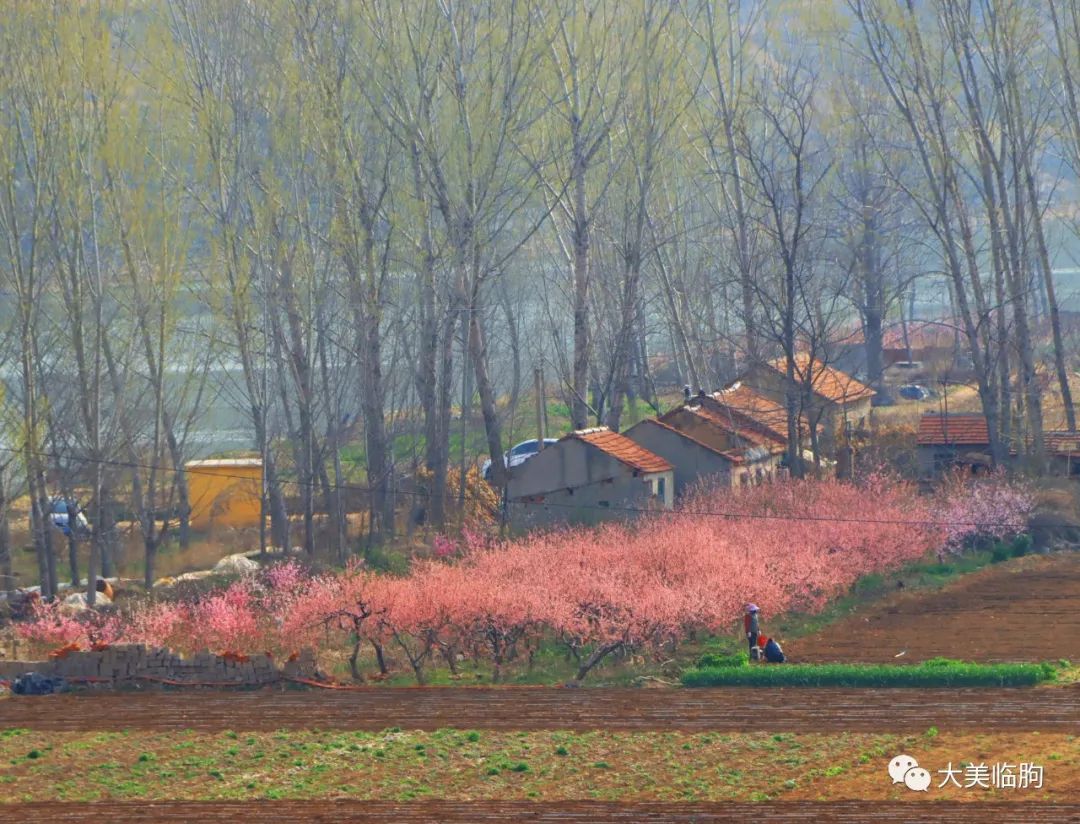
[{"x1": 898, "y1": 384, "x2": 930, "y2": 401}]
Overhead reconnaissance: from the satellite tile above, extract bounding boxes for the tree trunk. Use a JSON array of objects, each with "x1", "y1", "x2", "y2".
[
  {"x1": 467, "y1": 299, "x2": 505, "y2": 490},
  {"x1": 66, "y1": 533, "x2": 79, "y2": 589},
  {"x1": 263, "y1": 447, "x2": 289, "y2": 552},
  {"x1": 360, "y1": 314, "x2": 392, "y2": 542},
  {"x1": 426, "y1": 309, "x2": 456, "y2": 528},
  {"x1": 1023, "y1": 153, "x2": 1075, "y2": 432},
  {"x1": 572, "y1": 642, "x2": 623, "y2": 684},
  {"x1": 571, "y1": 185, "x2": 591, "y2": 431},
  {"x1": 0, "y1": 469, "x2": 12, "y2": 598},
  {"x1": 349, "y1": 637, "x2": 364, "y2": 682},
  {"x1": 372, "y1": 640, "x2": 388, "y2": 676}
]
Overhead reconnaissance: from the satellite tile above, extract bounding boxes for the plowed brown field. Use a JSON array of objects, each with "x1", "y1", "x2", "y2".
[
  {"x1": 788, "y1": 552, "x2": 1080, "y2": 663},
  {"x1": 2, "y1": 686, "x2": 1076, "y2": 732},
  {"x1": 5, "y1": 556, "x2": 1078, "y2": 821},
  {"x1": 2, "y1": 800, "x2": 1078, "y2": 822}
]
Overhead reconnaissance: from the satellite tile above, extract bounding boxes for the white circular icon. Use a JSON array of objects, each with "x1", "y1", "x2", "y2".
[
  {"x1": 888, "y1": 754, "x2": 919, "y2": 784},
  {"x1": 904, "y1": 766, "x2": 932, "y2": 792}
]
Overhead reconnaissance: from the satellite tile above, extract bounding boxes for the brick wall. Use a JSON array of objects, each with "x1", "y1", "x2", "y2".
[{"x1": 0, "y1": 645, "x2": 317, "y2": 686}]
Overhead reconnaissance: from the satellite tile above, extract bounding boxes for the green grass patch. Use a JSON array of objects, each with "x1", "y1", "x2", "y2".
[
  {"x1": 695, "y1": 652, "x2": 749, "y2": 669},
  {"x1": 682, "y1": 659, "x2": 1058, "y2": 688}
]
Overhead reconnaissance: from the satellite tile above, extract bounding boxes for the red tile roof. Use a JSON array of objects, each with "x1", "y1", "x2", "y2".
[
  {"x1": 835, "y1": 319, "x2": 960, "y2": 351},
  {"x1": 881, "y1": 321, "x2": 958, "y2": 352},
  {"x1": 569, "y1": 427, "x2": 673, "y2": 474},
  {"x1": 766, "y1": 354, "x2": 876, "y2": 404},
  {"x1": 1043, "y1": 431, "x2": 1080, "y2": 456},
  {"x1": 916, "y1": 413, "x2": 990, "y2": 446}
]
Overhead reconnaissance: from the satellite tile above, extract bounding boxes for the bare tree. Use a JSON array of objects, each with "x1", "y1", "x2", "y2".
[
  {"x1": 527, "y1": 0, "x2": 630, "y2": 429},
  {"x1": 369, "y1": 0, "x2": 546, "y2": 489},
  {"x1": 850, "y1": 0, "x2": 1008, "y2": 464},
  {"x1": 739, "y1": 56, "x2": 833, "y2": 473},
  {"x1": 688, "y1": 0, "x2": 768, "y2": 370}
]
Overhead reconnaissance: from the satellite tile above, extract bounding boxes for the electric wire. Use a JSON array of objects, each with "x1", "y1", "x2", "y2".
[{"x1": 0, "y1": 444, "x2": 1029, "y2": 531}]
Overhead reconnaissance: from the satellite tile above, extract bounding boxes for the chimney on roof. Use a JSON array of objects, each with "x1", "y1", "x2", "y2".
[
  {"x1": 697, "y1": 388, "x2": 707, "y2": 400},
  {"x1": 683, "y1": 385, "x2": 692, "y2": 401}
]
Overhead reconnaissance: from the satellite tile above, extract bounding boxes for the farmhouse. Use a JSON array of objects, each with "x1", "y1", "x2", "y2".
[
  {"x1": 743, "y1": 354, "x2": 875, "y2": 453},
  {"x1": 184, "y1": 458, "x2": 263, "y2": 530},
  {"x1": 1042, "y1": 431, "x2": 1080, "y2": 476},
  {"x1": 707, "y1": 382, "x2": 791, "y2": 444},
  {"x1": 916, "y1": 412, "x2": 991, "y2": 476},
  {"x1": 648, "y1": 392, "x2": 785, "y2": 487},
  {"x1": 827, "y1": 320, "x2": 962, "y2": 379},
  {"x1": 624, "y1": 416, "x2": 779, "y2": 497},
  {"x1": 505, "y1": 427, "x2": 673, "y2": 528},
  {"x1": 881, "y1": 321, "x2": 959, "y2": 367}
]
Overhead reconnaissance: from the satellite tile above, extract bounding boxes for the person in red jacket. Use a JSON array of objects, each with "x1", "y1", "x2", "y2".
[{"x1": 744, "y1": 603, "x2": 760, "y2": 657}]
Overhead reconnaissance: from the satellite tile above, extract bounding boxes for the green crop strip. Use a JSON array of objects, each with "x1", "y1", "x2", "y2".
[{"x1": 681, "y1": 659, "x2": 1059, "y2": 688}]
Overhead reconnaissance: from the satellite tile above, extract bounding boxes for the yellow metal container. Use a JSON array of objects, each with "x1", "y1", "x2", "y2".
[{"x1": 184, "y1": 458, "x2": 263, "y2": 530}]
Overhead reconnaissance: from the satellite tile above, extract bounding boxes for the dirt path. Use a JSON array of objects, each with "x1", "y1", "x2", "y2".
[
  {"x1": 3, "y1": 687, "x2": 1076, "y2": 733},
  {"x1": 2, "y1": 801, "x2": 1077, "y2": 822},
  {"x1": 788, "y1": 552, "x2": 1080, "y2": 664}
]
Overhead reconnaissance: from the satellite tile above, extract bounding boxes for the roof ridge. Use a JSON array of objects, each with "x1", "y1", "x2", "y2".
[{"x1": 571, "y1": 427, "x2": 672, "y2": 474}]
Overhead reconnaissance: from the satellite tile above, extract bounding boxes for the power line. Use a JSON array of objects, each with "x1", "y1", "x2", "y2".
[{"x1": 0, "y1": 444, "x2": 1028, "y2": 531}]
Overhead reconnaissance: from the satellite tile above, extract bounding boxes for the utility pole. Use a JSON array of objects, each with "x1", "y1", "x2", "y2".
[{"x1": 940, "y1": 378, "x2": 950, "y2": 444}]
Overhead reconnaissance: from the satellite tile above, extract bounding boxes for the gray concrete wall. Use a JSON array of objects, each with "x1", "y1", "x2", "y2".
[
  {"x1": 507, "y1": 473, "x2": 659, "y2": 529},
  {"x1": 624, "y1": 420, "x2": 732, "y2": 497},
  {"x1": 506, "y1": 438, "x2": 628, "y2": 499}
]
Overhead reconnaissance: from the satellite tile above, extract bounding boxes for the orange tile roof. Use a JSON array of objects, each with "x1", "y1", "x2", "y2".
[
  {"x1": 708, "y1": 383, "x2": 790, "y2": 442},
  {"x1": 569, "y1": 427, "x2": 673, "y2": 474},
  {"x1": 766, "y1": 354, "x2": 876, "y2": 404},
  {"x1": 916, "y1": 413, "x2": 990, "y2": 446},
  {"x1": 686, "y1": 405, "x2": 784, "y2": 452}
]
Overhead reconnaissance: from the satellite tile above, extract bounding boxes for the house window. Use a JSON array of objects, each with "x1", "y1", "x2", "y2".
[{"x1": 655, "y1": 477, "x2": 666, "y2": 499}]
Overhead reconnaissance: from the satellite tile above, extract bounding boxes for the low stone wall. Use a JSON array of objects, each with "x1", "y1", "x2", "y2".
[{"x1": 0, "y1": 645, "x2": 317, "y2": 687}]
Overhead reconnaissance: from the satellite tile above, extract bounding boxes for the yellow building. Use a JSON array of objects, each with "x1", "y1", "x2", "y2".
[{"x1": 184, "y1": 458, "x2": 263, "y2": 530}]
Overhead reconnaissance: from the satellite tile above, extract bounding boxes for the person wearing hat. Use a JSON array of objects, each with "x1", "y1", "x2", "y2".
[{"x1": 744, "y1": 604, "x2": 760, "y2": 658}]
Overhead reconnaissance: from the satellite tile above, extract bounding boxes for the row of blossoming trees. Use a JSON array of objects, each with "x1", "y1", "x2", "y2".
[{"x1": 18, "y1": 474, "x2": 1033, "y2": 683}]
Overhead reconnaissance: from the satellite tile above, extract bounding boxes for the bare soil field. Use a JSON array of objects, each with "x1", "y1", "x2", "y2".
[
  {"x1": 788, "y1": 731, "x2": 1080, "y2": 803},
  {"x1": 787, "y1": 552, "x2": 1080, "y2": 664},
  {"x1": 2, "y1": 800, "x2": 1078, "y2": 822},
  {"x1": 2, "y1": 687, "x2": 1076, "y2": 733}
]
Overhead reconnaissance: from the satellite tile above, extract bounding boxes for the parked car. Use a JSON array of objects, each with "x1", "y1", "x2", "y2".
[
  {"x1": 48, "y1": 497, "x2": 91, "y2": 538},
  {"x1": 482, "y1": 438, "x2": 558, "y2": 482},
  {"x1": 898, "y1": 384, "x2": 930, "y2": 401}
]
